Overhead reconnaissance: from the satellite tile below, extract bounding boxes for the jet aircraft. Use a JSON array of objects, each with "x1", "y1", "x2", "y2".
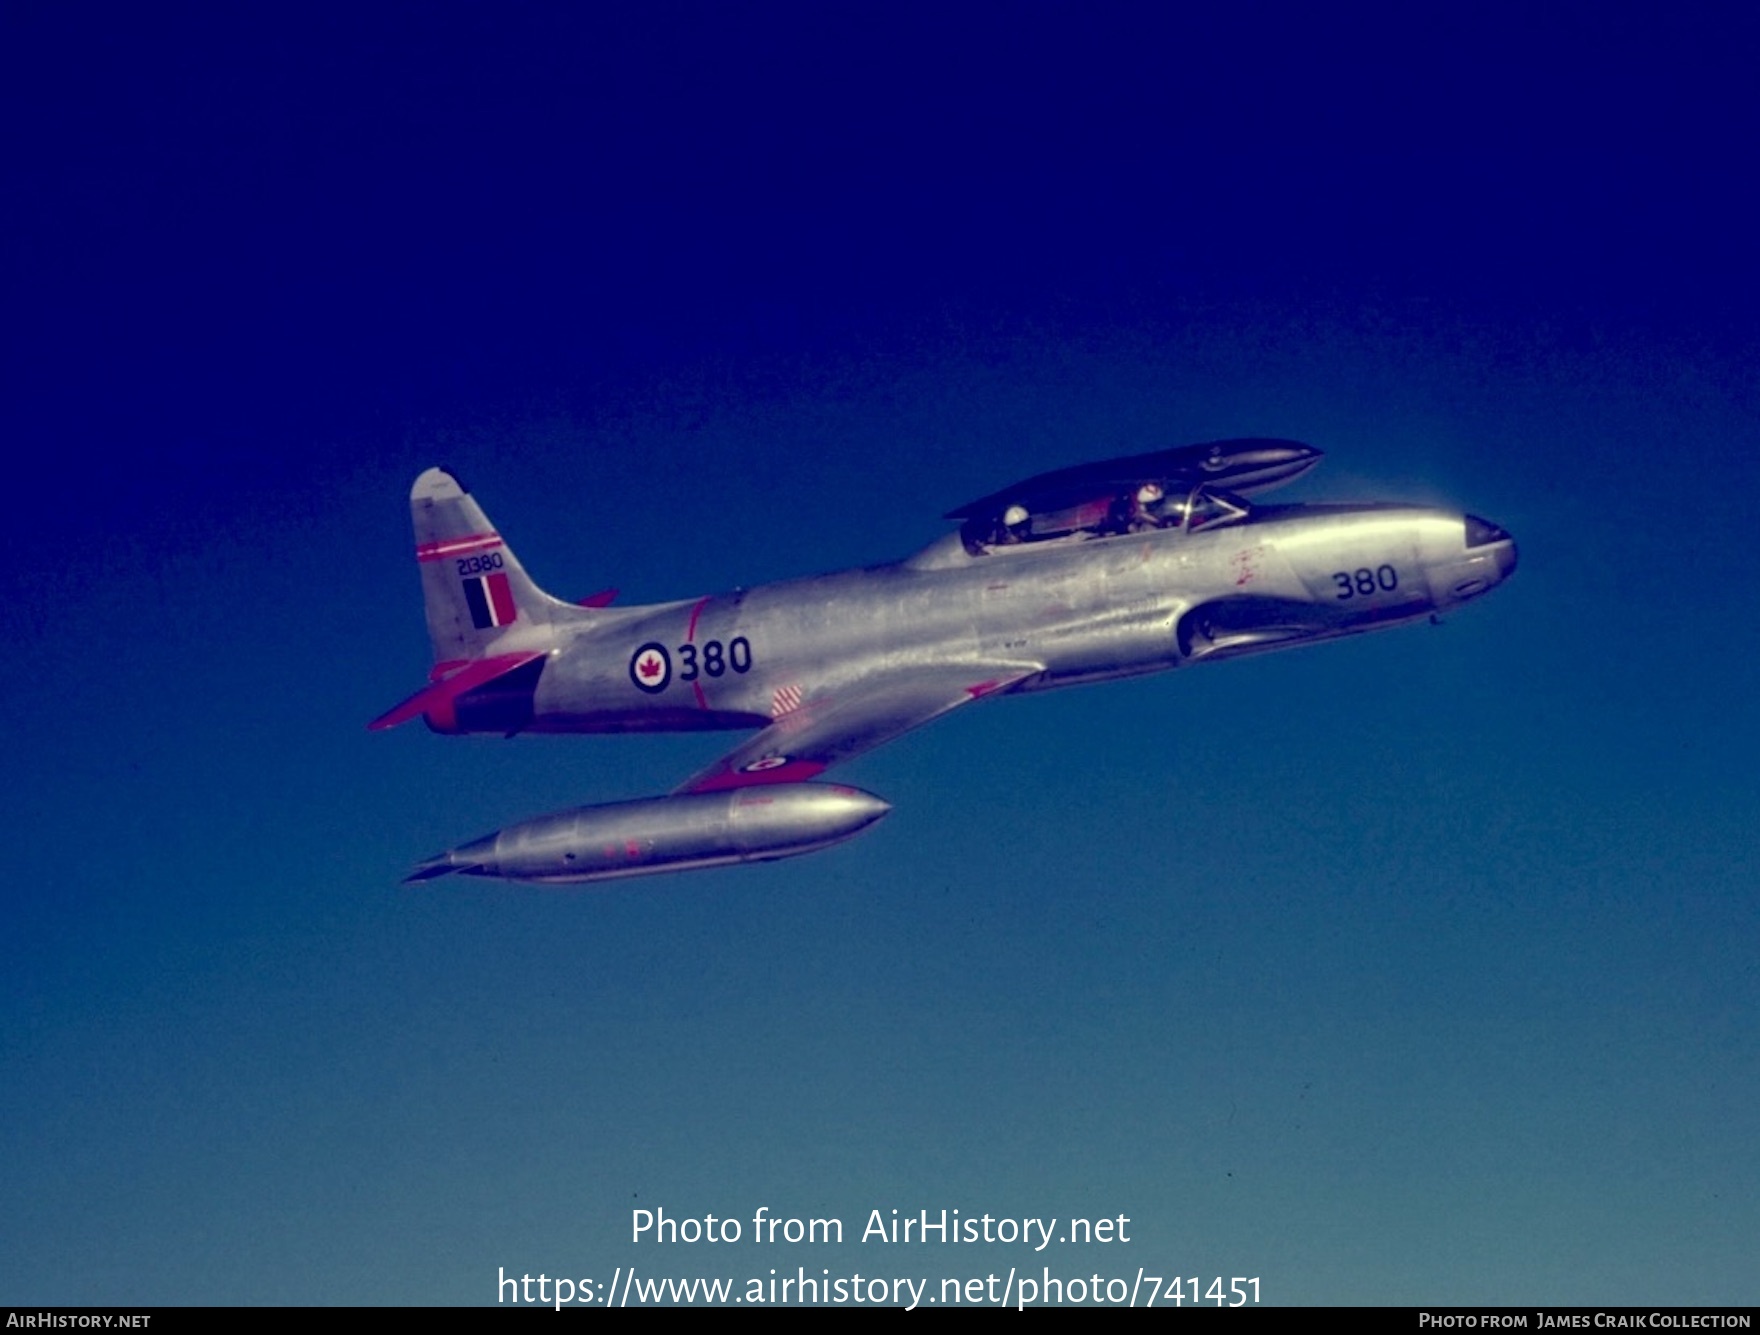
[{"x1": 373, "y1": 439, "x2": 1516, "y2": 883}]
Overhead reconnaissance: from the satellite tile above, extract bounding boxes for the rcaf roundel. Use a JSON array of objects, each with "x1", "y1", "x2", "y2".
[
  {"x1": 462, "y1": 572, "x2": 517, "y2": 629},
  {"x1": 629, "y1": 642, "x2": 671, "y2": 693}
]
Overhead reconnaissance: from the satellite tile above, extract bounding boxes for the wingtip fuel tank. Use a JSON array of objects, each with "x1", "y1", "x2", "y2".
[{"x1": 405, "y1": 783, "x2": 893, "y2": 885}]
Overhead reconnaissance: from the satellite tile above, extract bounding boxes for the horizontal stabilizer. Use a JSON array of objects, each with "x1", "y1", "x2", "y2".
[{"x1": 369, "y1": 650, "x2": 547, "y2": 732}]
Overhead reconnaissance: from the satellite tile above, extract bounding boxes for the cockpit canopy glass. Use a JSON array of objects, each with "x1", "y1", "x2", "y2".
[{"x1": 961, "y1": 484, "x2": 1252, "y2": 553}]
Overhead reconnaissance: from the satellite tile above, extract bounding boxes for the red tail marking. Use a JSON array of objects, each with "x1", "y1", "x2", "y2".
[
  {"x1": 486, "y1": 573, "x2": 518, "y2": 625},
  {"x1": 415, "y1": 532, "x2": 502, "y2": 562}
]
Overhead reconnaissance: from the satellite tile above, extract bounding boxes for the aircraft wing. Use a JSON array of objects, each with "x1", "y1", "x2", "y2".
[{"x1": 672, "y1": 662, "x2": 1040, "y2": 794}]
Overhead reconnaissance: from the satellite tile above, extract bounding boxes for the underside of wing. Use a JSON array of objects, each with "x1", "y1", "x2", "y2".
[{"x1": 672, "y1": 663, "x2": 1039, "y2": 794}]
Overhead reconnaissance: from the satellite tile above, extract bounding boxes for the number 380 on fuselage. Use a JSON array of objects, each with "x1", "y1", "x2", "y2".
[{"x1": 373, "y1": 438, "x2": 1516, "y2": 884}]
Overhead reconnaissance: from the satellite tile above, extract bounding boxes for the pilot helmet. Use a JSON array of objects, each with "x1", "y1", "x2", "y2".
[
  {"x1": 1136, "y1": 482, "x2": 1164, "y2": 505},
  {"x1": 1003, "y1": 504, "x2": 1030, "y2": 527}
]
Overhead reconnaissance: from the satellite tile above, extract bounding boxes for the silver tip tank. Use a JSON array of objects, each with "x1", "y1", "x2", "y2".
[{"x1": 406, "y1": 783, "x2": 892, "y2": 884}]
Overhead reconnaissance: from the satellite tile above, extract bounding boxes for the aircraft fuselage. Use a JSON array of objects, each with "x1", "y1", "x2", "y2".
[{"x1": 453, "y1": 502, "x2": 1514, "y2": 736}]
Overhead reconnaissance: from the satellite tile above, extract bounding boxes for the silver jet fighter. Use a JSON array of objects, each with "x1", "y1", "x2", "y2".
[{"x1": 373, "y1": 439, "x2": 1516, "y2": 883}]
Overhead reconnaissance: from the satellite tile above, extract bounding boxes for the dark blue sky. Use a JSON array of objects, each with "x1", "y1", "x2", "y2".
[{"x1": 4, "y1": 6, "x2": 1757, "y2": 1306}]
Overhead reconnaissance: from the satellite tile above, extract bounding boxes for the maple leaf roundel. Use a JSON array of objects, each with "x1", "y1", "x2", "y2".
[{"x1": 628, "y1": 642, "x2": 672, "y2": 694}]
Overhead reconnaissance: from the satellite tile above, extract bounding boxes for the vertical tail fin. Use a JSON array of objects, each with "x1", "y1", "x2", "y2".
[{"x1": 411, "y1": 467, "x2": 579, "y2": 666}]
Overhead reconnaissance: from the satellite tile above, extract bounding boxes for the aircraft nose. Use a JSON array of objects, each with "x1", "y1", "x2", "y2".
[
  {"x1": 1497, "y1": 536, "x2": 1518, "y2": 579},
  {"x1": 1465, "y1": 514, "x2": 1517, "y2": 580},
  {"x1": 1464, "y1": 514, "x2": 1510, "y2": 547}
]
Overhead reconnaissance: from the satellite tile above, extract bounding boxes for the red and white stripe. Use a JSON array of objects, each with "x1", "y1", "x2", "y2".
[
  {"x1": 770, "y1": 683, "x2": 804, "y2": 718},
  {"x1": 415, "y1": 531, "x2": 503, "y2": 562}
]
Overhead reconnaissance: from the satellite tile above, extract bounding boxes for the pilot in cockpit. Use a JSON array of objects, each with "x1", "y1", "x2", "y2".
[{"x1": 1129, "y1": 482, "x2": 1166, "y2": 532}]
